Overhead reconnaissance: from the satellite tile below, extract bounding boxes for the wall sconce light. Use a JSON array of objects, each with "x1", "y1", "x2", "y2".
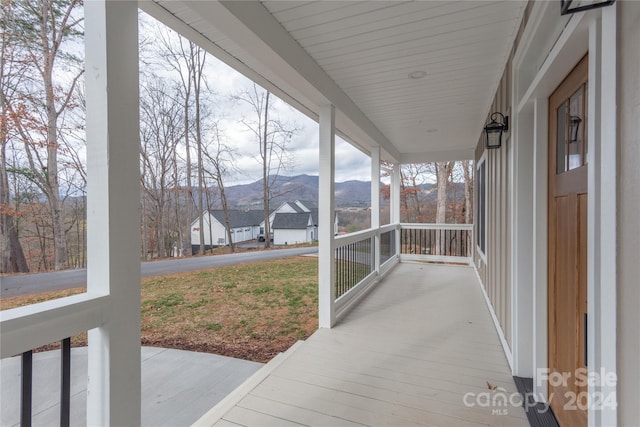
[
  {"x1": 484, "y1": 112, "x2": 509, "y2": 150},
  {"x1": 561, "y1": 0, "x2": 616, "y2": 15},
  {"x1": 569, "y1": 115, "x2": 582, "y2": 142}
]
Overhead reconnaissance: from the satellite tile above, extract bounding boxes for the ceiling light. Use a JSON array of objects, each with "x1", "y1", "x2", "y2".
[{"x1": 408, "y1": 70, "x2": 427, "y2": 79}]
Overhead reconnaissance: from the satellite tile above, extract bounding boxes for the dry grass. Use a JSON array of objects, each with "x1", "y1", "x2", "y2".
[{"x1": 1, "y1": 257, "x2": 319, "y2": 362}]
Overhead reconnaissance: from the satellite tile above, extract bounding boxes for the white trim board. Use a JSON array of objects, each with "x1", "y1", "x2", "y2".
[
  {"x1": 510, "y1": 4, "x2": 618, "y2": 424},
  {"x1": 473, "y1": 265, "x2": 513, "y2": 371}
]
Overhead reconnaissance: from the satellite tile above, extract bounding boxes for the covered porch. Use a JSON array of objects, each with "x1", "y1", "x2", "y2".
[
  {"x1": 1, "y1": 1, "x2": 532, "y2": 426},
  {"x1": 195, "y1": 262, "x2": 527, "y2": 426}
]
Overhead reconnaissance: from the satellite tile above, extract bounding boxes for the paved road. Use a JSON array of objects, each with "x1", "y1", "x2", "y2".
[{"x1": 1, "y1": 247, "x2": 318, "y2": 298}]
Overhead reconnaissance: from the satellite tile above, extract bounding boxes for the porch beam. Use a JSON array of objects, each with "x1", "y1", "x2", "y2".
[
  {"x1": 318, "y1": 105, "x2": 336, "y2": 328},
  {"x1": 84, "y1": 0, "x2": 141, "y2": 425},
  {"x1": 399, "y1": 148, "x2": 474, "y2": 164}
]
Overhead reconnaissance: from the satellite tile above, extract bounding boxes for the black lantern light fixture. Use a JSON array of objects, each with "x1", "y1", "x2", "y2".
[
  {"x1": 484, "y1": 112, "x2": 509, "y2": 150},
  {"x1": 569, "y1": 115, "x2": 582, "y2": 142},
  {"x1": 561, "y1": 0, "x2": 616, "y2": 15}
]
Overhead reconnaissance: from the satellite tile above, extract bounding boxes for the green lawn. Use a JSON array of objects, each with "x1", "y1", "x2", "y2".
[{"x1": 1, "y1": 257, "x2": 319, "y2": 362}]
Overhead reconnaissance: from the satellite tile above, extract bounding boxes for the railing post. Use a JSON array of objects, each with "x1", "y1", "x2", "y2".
[
  {"x1": 318, "y1": 105, "x2": 336, "y2": 328},
  {"x1": 85, "y1": 1, "x2": 141, "y2": 425},
  {"x1": 60, "y1": 337, "x2": 71, "y2": 427},
  {"x1": 21, "y1": 350, "x2": 32, "y2": 427},
  {"x1": 371, "y1": 146, "x2": 381, "y2": 273}
]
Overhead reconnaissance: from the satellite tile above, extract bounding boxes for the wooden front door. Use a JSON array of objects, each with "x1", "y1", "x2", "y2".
[{"x1": 548, "y1": 55, "x2": 588, "y2": 426}]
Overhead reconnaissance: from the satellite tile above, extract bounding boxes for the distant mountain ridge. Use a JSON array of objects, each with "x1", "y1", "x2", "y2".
[
  {"x1": 216, "y1": 174, "x2": 467, "y2": 210},
  {"x1": 223, "y1": 174, "x2": 375, "y2": 209}
]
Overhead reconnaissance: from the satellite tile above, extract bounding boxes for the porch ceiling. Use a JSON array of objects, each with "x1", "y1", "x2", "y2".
[{"x1": 144, "y1": 1, "x2": 526, "y2": 162}]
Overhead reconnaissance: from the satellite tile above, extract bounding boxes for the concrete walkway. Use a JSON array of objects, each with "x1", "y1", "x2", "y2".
[{"x1": 0, "y1": 347, "x2": 263, "y2": 427}]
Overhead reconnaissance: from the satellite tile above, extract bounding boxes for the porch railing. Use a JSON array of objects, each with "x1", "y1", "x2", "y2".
[
  {"x1": 0, "y1": 294, "x2": 107, "y2": 426},
  {"x1": 335, "y1": 229, "x2": 375, "y2": 300},
  {"x1": 400, "y1": 223, "x2": 473, "y2": 264},
  {"x1": 17, "y1": 337, "x2": 72, "y2": 427},
  {"x1": 333, "y1": 224, "x2": 401, "y2": 318},
  {"x1": 379, "y1": 226, "x2": 397, "y2": 266}
]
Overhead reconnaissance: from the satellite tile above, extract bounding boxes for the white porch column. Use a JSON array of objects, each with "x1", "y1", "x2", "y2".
[
  {"x1": 391, "y1": 163, "x2": 401, "y2": 254},
  {"x1": 318, "y1": 105, "x2": 336, "y2": 328},
  {"x1": 85, "y1": 1, "x2": 141, "y2": 425},
  {"x1": 371, "y1": 146, "x2": 380, "y2": 273},
  {"x1": 391, "y1": 163, "x2": 401, "y2": 223},
  {"x1": 591, "y1": 8, "x2": 617, "y2": 426}
]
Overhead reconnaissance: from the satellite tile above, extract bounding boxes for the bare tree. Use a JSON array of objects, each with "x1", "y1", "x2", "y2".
[
  {"x1": 434, "y1": 162, "x2": 454, "y2": 224},
  {"x1": 461, "y1": 160, "x2": 474, "y2": 224},
  {"x1": 155, "y1": 26, "x2": 197, "y2": 255},
  {"x1": 234, "y1": 84, "x2": 299, "y2": 248},
  {"x1": 0, "y1": 0, "x2": 29, "y2": 272},
  {"x1": 189, "y1": 44, "x2": 207, "y2": 254},
  {"x1": 202, "y1": 123, "x2": 236, "y2": 252},
  {"x1": 139, "y1": 79, "x2": 184, "y2": 258},
  {"x1": 400, "y1": 163, "x2": 432, "y2": 222},
  {"x1": 5, "y1": 0, "x2": 84, "y2": 270},
  {"x1": 432, "y1": 161, "x2": 455, "y2": 256}
]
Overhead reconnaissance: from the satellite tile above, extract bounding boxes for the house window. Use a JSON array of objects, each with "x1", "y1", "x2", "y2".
[
  {"x1": 477, "y1": 159, "x2": 486, "y2": 256},
  {"x1": 260, "y1": 227, "x2": 264, "y2": 234}
]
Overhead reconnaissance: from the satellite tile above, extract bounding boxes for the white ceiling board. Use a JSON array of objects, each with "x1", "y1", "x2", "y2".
[
  {"x1": 150, "y1": 0, "x2": 526, "y2": 161},
  {"x1": 302, "y1": 3, "x2": 512, "y2": 56},
  {"x1": 290, "y1": 1, "x2": 504, "y2": 47}
]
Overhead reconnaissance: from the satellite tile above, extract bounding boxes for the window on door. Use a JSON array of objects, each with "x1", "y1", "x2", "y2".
[{"x1": 556, "y1": 82, "x2": 588, "y2": 173}]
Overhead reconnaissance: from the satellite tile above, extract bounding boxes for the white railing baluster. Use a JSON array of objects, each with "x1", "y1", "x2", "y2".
[
  {"x1": 333, "y1": 224, "x2": 401, "y2": 318},
  {"x1": 399, "y1": 223, "x2": 473, "y2": 264}
]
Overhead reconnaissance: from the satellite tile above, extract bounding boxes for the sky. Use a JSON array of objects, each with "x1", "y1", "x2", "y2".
[{"x1": 140, "y1": 11, "x2": 373, "y2": 187}]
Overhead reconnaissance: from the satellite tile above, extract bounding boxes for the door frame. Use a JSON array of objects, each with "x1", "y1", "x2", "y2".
[
  {"x1": 547, "y1": 54, "x2": 589, "y2": 426},
  {"x1": 510, "y1": 2, "x2": 618, "y2": 426}
]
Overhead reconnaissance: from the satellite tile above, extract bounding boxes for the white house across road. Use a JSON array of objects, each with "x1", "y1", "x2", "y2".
[
  {"x1": 191, "y1": 200, "x2": 336, "y2": 250},
  {"x1": 191, "y1": 209, "x2": 264, "y2": 253}
]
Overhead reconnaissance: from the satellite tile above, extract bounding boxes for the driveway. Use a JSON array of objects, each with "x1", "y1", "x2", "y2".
[{"x1": 1, "y1": 246, "x2": 318, "y2": 298}]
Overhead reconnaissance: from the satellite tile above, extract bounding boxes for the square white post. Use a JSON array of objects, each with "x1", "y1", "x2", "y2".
[
  {"x1": 85, "y1": 1, "x2": 141, "y2": 425},
  {"x1": 391, "y1": 163, "x2": 401, "y2": 255},
  {"x1": 318, "y1": 105, "x2": 336, "y2": 328},
  {"x1": 371, "y1": 146, "x2": 380, "y2": 272}
]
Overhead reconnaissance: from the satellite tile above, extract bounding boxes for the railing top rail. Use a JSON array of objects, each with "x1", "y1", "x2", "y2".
[
  {"x1": 400, "y1": 223, "x2": 473, "y2": 231},
  {"x1": 0, "y1": 293, "x2": 108, "y2": 359},
  {"x1": 334, "y1": 228, "x2": 377, "y2": 247},
  {"x1": 334, "y1": 224, "x2": 401, "y2": 247},
  {"x1": 379, "y1": 223, "x2": 400, "y2": 233}
]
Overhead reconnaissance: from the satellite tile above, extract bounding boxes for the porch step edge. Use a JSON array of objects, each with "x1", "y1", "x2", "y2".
[{"x1": 191, "y1": 340, "x2": 305, "y2": 427}]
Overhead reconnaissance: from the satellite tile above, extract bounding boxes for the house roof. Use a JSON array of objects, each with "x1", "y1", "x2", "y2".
[
  {"x1": 296, "y1": 200, "x2": 317, "y2": 211},
  {"x1": 272, "y1": 212, "x2": 313, "y2": 230},
  {"x1": 272, "y1": 208, "x2": 324, "y2": 230},
  {"x1": 284, "y1": 202, "x2": 305, "y2": 213},
  {"x1": 209, "y1": 210, "x2": 264, "y2": 228}
]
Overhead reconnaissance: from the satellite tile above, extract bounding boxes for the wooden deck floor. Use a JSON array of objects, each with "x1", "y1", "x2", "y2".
[{"x1": 197, "y1": 263, "x2": 529, "y2": 427}]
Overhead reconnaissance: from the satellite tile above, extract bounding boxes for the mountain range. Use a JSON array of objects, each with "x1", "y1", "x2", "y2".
[
  {"x1": 219, "y1": 174, "x2": 465, "y2": 210},
  {"x1": 223, "y1": 174, "x2": 376, "y2": 209}
]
